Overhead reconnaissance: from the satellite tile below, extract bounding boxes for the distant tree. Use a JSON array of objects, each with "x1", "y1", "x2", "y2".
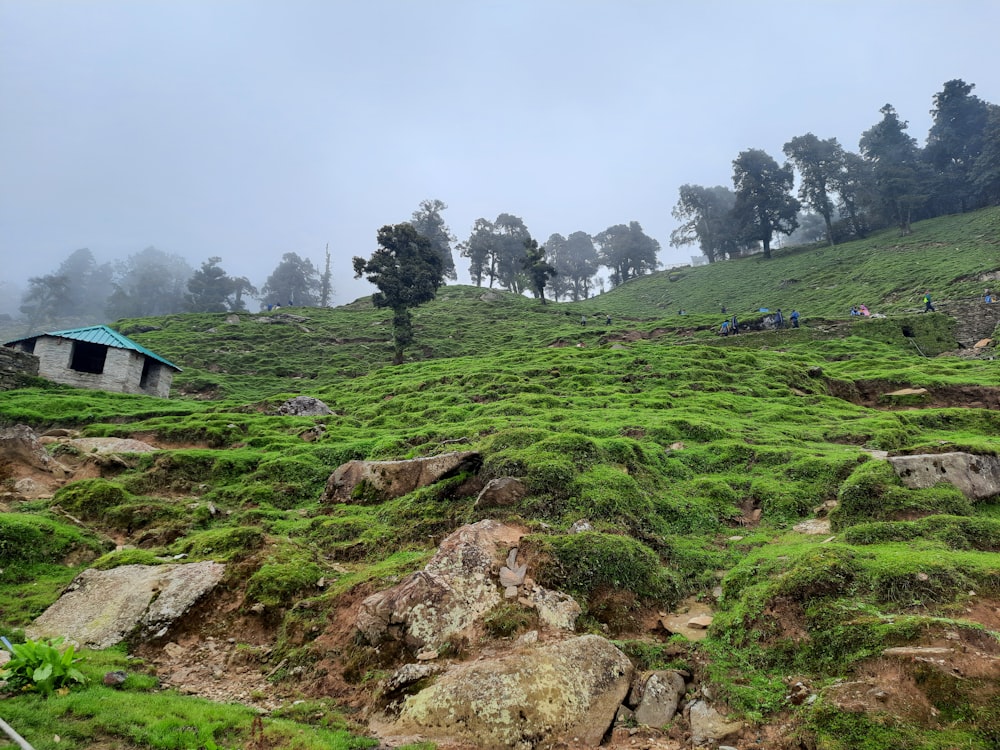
[
  {"x1": 594, "y1": 221, "x2": 660, "y2": 287},
  {"x1": 105, "y1": 247, "x2": 193, "y2": 319},
  {"x1": 459, "y1": 218, "x2": 497, "y2": 287},
  {"x1": 830, "y1": 151, "x2": 876, "y2": 240},
  {"x1": 783, "y1": 134, "x2": 846, "y2": 246},
  {"x1": 260, "y1": 252, "x2": 321, "y2": 307},
  {"x1": 319, "y1": 244, "x2": 334, "y2": 307},
  {"x1": 493, "y1": 213, "x2": 531, "y2": 294},
  {"x1": 459, "y1": 214, "x2": 531, "y2": 292},
  {"x1": 521, "y1": 238, "x2": 556, "y2": 304},
  {"x1": 19, "y1": 248, "x2": 116, "y2": 328},
  {"x1": 971, "y1": 104, "x2": 1000, "y2": 205},
  {"x1": 859, "y1": 104, "x2": 928, "y2": 235},
  {"x1": 229, "y1": 276, "x2": 258, "y2": 312},
  {"x1": 409, "y1": 199, "x2": 457, "y2": 280},
  {"x1": 562, "y1": 231, "x2": 600, "y2": 300},
  {"x1": 784, "y1": 212, "x2": 828, "y2": 246},
  {"x1": 670, "y1": 185, "x2": 741, "y2": 263},
  {"x1": 731, "y1": 149, "x2": 800, "y2": 259},
  {"x1": 19, "y1": 273, "x2": 70, "y2": 330},
  {"x1": 185, "y1": 257, "x2": 234, "y2": 313},
  {"x1": 353, "y1": 223, "x2": 445, "y2": 365},
  {"x1": 924, "y1": 79, "x2": 992, "y2": 214}
]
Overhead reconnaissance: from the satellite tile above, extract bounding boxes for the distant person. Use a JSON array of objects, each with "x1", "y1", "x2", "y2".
[
  {"x1": 606, "y1": 314, "x2": 612, "y2": 325},
  {"x1": 790, "y1": 309, "x2": 800, "y2": 328},
  {"x1": 775, "y1": 309, "x2": 784, "y2": 329},
  {"x1": 859, "y1": 304, "x2": 870, "y2": 317},
  {"x1": 730, "y1": 314, "x2": 739, "y2": 335},
  {"x1": 923, "y1": 291, "x2": 935, "y2": 312},
  {"x1": 850, "y1": 306, "x2": 859, "y2": 316},
  {"x1": 720, "y1": 319, "x2": 730, "y2": 336},
  {"x1": 580, "y1": 315, "x2": 587, "y2": 326},
  {"x1": 721, "y1": 305, "x2": 727, "y2": 314},
  {"x1": 985, "y1": 289, "x2": 993, "y2": 304}
]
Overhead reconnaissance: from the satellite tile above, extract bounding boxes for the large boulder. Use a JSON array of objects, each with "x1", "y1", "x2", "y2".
[
  {"x1": 0, "y1": 424, "x2": 56, "y2": 471},
  {"x1": 385, "y1": 634, "x2": 634, "y2": 749},
  {"x1": 356, "y1": 520, "x2": 522, "y2": 651},
  {"x1": 888, "y1": 452, "x2": 1000, "y2": 500},
  {"x1": 630, "y1": 670, "x2": 688, "y2": 727},
  {"x1": 322, "y1": 451, "x2": 481, "y2": 504},
  {"x1": 277, "y1": 396, "x2": 332, "y2": 416},
  {"x1": 27, "y1": 562, "x2": 225, "y2": 649}
]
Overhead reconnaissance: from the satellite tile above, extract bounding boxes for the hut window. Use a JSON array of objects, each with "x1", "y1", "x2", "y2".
[{"x1": 69, "y1": 341, "x2": 107, "y2": 374}]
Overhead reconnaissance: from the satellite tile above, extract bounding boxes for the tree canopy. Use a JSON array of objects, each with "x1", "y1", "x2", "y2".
[
  {"x1": 353, "y1": 223, "x2": 445, "y2": 365},
  {"x1": 594, "y1": 221, "x2": 660, "y2": 286},
  {"x1": 260, "y1": 252, "x2": 321, "y2": 307},
  {"x1": 731, "y1": 149, "x2": 800, "y2": 259},
  {"x1": 409, "y1": 199, "x2": 457, "y2": 281}
]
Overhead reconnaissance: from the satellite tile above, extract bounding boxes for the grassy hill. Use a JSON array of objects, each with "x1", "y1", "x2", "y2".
[{"x1": 1, "y1": 207, "x2": 1000, "y2": 749}]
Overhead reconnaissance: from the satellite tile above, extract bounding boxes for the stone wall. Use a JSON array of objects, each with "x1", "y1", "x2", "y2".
[
  {"x1": 13, "y1": 337, "x2": 173, "y2": 398},
  {"x1": 936, "y1": 300, "x2": 1000, "y2": 347},
  {"x1": 0, "y1": 346, "x2": 40, "y2": 391}
]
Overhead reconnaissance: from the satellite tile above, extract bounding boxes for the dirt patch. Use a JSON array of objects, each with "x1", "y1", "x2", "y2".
[{"x1": 826, "y1": 378, "x2": 1000, "y2": 410}]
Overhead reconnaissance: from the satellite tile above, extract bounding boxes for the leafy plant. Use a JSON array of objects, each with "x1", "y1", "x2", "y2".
[{"x1": 0, "y1": 635, "x2": 87, "y2": 695}]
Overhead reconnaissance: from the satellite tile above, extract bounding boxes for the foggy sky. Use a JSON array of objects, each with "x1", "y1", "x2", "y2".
[{"x1": 2, "y1": 0, "x2": 998, "y2": 311}]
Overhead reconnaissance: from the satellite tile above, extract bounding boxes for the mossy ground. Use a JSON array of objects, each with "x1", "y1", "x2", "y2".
[{"x1": 1, "y1": 207, "x2": 1000, "y2": 748}]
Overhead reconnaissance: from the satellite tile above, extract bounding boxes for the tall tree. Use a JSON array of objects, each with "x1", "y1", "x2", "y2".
[
  {"x1": 19, "y1": 273, "x2": 70, "y2": 330},
  {"x1": 731, "y1": 149, "x2": 800, "y2": 259},
  {"x1": 353, "y1": 223, "x2": 445, "y2": 365},
  {"x1": 319, "y1": 244, "x2": 334, "y2": 307},
  {"x1": 19, "y1": 248, "x2": 115, "y2": 327},
  {"x1": 830, "y1": 151, "x2": 877, "y2": 240},
  {"x1": 409, "y1": 199, "x2": 457, "y2": 280},
  {"x1": 229, "y1": 276, "x2": 258, "y2": 312},
  {"x1": 670, "y1": 184, "x2": 740, "y2": 263},
  {"x1": 459, "y1": 218, "x2": 497, "y2": 287},
  {"x1": 260, "y1": 252, "x2": 321, "y2": 307},
  {"x1": 562, "y1": 231, "x2": 599, "y2": 300},
  {"x1": 185, "y1": 257, "x2": 234, "y2": 313},
  {"x1": 971, "y1": 104, "x2": 1000, "y2": 206},
  {"x1": 859, "y1": 104, "x2": 927, "y2": 235},
  {"x1": 105, "y1": 247, "x2": 193, "y2": 319},
  {"x1": 493, "y1": 213, "x2": 531, "y2": 294},
  {"x1": 924, "y1": 79, "x2": 991, "y2": 214},
  {"x1": 521, "y1": 238, "x2": 556, "y2": 304},
  {"x1": 594, "y1": 222, "x2": 660, "y2": 286},
  {"x1": 783, "y1": 134, "x2": 845, "y2": 246}
]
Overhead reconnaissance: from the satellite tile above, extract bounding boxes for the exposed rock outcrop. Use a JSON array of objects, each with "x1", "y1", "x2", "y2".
[
  {"x1": 277, "y1": 396, "x2": 332, "y2": 416},
  {"x1": 28, "y1": 562, "x2": 225, "y2": 649},
  {"x1": 888, "y1": 452, "x2": 1000, "y2": 500},
  {"x1": 686, "y1": 699, "x2": 744, "y2": 745},
  {"x1": 474, "y1": 476, "x2": 528, "y2": 510},
  {"x1": 629, "y1": 669, "x2": 687, "y2": 727},
  {"x1": 356, "y1": 520, "x2": 522, "y2": 651},
  {"x1": 322, "y1": 451, "x2": 481, "y2": 504},
  {"x1": 383, "y1": 635, "x2": 634, "y2": 749},
  {"x1": 0, "y1": 424, "x2": 58, "y2": 472}
]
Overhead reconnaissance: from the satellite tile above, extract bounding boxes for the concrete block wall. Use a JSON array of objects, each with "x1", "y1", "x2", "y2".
[{"x1": 27, "y1": 338, "x2": 173, "y2": 398}]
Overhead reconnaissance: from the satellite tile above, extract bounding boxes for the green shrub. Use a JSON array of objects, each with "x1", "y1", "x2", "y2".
[
  {"x1": 91, "y1": 548, "x2": 165, "y2": 569},
  {"x1": 0, "y1": 636, "x2": 87, "y2": 695}
]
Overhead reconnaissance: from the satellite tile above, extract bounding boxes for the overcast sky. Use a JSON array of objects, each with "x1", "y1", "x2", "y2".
[{"x1": 2, "y1": 0, "x2": 998, "y2": 309}]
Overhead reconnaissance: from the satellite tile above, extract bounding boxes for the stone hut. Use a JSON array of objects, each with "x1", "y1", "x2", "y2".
[{"x1": 3, "y1": 325, "x2": 181, "y2": 398}]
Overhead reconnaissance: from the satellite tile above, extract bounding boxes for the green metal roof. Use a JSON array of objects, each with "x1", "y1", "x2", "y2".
[{"x1": 4, "y1": 325, "x2": 181, "y2": 371}]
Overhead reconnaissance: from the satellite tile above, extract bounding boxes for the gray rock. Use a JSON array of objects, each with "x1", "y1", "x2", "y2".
[
  {"x1": 889, "y1": 452, "x2": 1000, "y2": 500},
  {"x1": 277, "y1": 396, "x2": 332, "y2": 416},
  {"x1": 28, "y1": 562, "x2": 225, "y2": 649},
  {"x1": 356, "y1": 520, "x2": 522, "y2": 651},
  {"x1": 632, "y1": 670, "x2": 687, "y2": 727},
  {"x1": 686, "y1": 699, "x2": 743, "y2": 745},
  {"x1": 474, "y1": 476, "x2": 527, "y2": 510},
  {"x1": 323, "y1": 451, "x2": 481, "y2": 504},
  {"x1": 390, "y1": 635, "x2": 634, "y2": 749}
]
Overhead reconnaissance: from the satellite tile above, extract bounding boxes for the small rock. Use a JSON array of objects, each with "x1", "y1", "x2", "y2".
[
  {"x1": 416, "y1": 649, "x2": 439, "y2": 661},
  {"x1": 687, "y1": 615, "x2": 713, "y2": 629},
  {"x1": 102, "y1": 670, "x2": 127, "y2": 687}
]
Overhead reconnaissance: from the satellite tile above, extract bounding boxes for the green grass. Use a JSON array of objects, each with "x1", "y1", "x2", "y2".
[{"x1": 2, "y1": 206, "x2": 1000, "y2": 747}]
